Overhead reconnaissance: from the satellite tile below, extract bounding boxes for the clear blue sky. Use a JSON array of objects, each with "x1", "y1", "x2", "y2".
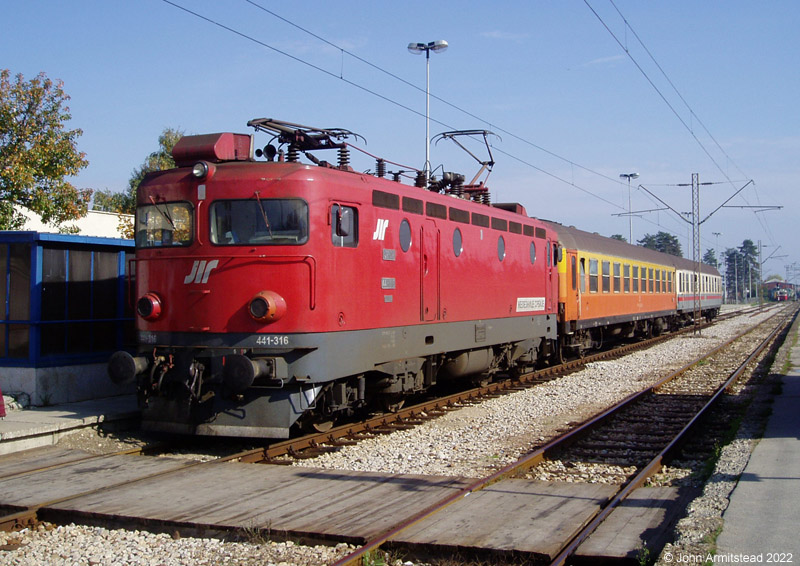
[{"x1": 3, "y1": 1, "x2": 798, "y2": 276}]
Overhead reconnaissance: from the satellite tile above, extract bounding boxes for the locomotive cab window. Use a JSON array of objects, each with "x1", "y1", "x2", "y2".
[
  {"x1": 331, "y1": 204, "x2": 358, "y2": 248},
  {"x1": 136, "y1": 201, "x2": 193, "y2": 248},
  {"x1": 210, "y1": 199, "x2": 308, "y2": 246}
]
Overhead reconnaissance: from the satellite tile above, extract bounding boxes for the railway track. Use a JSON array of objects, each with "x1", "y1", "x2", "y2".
[{"x1": 329, "y1": 303, "x2": 796, "y2": 565}]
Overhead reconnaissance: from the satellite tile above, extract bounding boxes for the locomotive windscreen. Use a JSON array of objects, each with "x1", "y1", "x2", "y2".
[{"x1": 209, "y1": 199, "x2": 308, "y2": 245}]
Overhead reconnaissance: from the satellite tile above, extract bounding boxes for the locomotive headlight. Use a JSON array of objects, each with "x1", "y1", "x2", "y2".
[
  {"x1": 248, "y1": 291, "x2": 287, "y2": 323},
  {"x1": 136, "y1": 292, "x2": 163, "y2": 321},
  {"x1": 192, "y1": 160, "x2": 215, "y2": 179}
]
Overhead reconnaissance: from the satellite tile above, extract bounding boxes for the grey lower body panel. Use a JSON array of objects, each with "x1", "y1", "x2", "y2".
[{"x1": 140, "y1": 314, "x2": 557, "y2": 438}]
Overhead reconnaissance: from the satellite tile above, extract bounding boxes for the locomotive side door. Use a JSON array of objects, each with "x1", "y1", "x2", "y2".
[
  {"x1": 565, "y1": 250, "x2": 580, "y2": 321},
  {"x1": 421, "y1": 220, "x2": 440, "y2": 321},
  {"x1": 547, "y1": 238, "x2": 557, "y2": 312}
]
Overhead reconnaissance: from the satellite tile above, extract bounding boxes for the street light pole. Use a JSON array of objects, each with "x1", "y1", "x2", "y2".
[
  {"x1": 408, "y1": 40, "x2": 448, "y2": 185},
  {"x1": 619, "y1": 173, "x2": 639, "y2": 243}
]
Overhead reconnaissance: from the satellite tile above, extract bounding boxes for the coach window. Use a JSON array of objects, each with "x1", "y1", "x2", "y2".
[
  {"x1": 571, "y1": 256, "x2": 577, "y2": 290},
  {"x1": 624, "y1": 264, "x2": 631, "y2": 293},
  {"x1": 589, "y1": 259, "x2": 598, "y2": 292},
  {"x1": 655, "y1": 270, "x2": 661, "y2": 293},
  {"x1": 580, "y1": 258, "x2": 586, "y2": 293},
  {"x1": 641, "y1": 266, "x2": 647, "y2": 293},
  {"x1": 649, "y1": 268, "x2": 654, "y2": 293},
  {"x1": 602, "y1": 261, "x2": 610, "y2": 293},
  {"x1": 399, "y1": 219, "x2": 412, "y2": 252},
  {"x1": 453, "y1": 228, "x2": 463, "y2": 257},
  {"x1": 668, "y1": 272, "x2": 673, "y2": 293},
  {"x1": 331, "y1": 204, "x2": 358, "y2": 248},
  {"x1": 580, "y1": 257, "x2": 586, "y2": 293},
  {"x1": 498, "y1": 236, "x2": 506, "y2": 262},
  {"x1": 613, "y1": 262, "x2": 621, "y2": 293},
  {"x1": 632, "y1": 266, "x2": 639, "y2": 293},
  {"x1": 530, "y1": 242, "x2": 537, "y2": 265}
]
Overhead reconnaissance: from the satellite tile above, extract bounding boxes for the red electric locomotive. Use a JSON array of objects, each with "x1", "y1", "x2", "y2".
[{"x1": 109, "y1": 119, "x2": 560, "y2": 437}]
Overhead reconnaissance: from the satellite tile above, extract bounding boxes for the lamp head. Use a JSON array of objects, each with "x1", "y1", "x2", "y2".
[{"x1": 430, "y1": 40, "x2": 448, "y2": 53}]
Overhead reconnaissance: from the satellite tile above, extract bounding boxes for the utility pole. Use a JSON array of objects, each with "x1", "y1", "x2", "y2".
[
  {"x1": 637, "y1": 176, "x2": 757, "y2": 320},
  {"x1": 713, "y1": 232, "x2": 722, "y2": 303},
  {"x1": 691, "y1": 174, "x2": 701, "y2": 328},
  {"x1": 758, "y1": 240, "x2": 763, "y2": 307}
]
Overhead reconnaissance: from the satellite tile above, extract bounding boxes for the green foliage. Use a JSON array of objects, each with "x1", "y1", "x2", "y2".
[
  {"x1": 703, "y1": 248, "x2": 718, "y2": 268},
  {"x1": 0, "y1": 69, "x2": 90, "y2": 230},
  {"x1": 637, "y1": 231, "x2": 683, "y2": 257},
  {"x1": 723, "y1": 240, "x2": 760, "y2": 301},
  {"x1": 610, "y1": 234, "x2": 627, "y2": 242},
  {"x1": 125, "y1": 127, "x2": 183, "y2": 210}
]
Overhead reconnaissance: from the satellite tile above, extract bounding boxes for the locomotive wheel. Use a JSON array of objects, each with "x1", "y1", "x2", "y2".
[
  {"x1": 312, "y1": 420, "x2": 335, "y2": 433},
  {"x1": 300, "y1": 415, "x2": 335, "y2": 433}
]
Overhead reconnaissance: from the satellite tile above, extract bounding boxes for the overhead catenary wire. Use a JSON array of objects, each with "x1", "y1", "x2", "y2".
[
  {"x1": 159, "y1": 0, "x2": 767, "y2": 254},
  {"x1": 159, "y1": 0, "x2": 628, "y2": 209},
  {"x1": 587, "y1": 0, "x2": 777, "y2": 248}
]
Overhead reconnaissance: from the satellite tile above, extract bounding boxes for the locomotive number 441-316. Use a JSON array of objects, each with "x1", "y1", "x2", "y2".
[{"x1": 255, "y1": 335, "x2": 290, "y2": 347}]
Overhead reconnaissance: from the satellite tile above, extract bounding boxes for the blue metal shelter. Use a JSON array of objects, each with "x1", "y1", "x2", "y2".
[{"x1": 0, "y1": 232, "x2": 134, "y2": 368}]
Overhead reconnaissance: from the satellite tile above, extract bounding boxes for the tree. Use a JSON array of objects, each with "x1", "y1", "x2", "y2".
[
  {"x1": 739, "y1": 239, "x2": 759, "y2": 300},
  {"x1": 724, "y1": 247, "x2": 742, "y2": 302},
  {"x1": 610, "y1": 234, "x2": 627, "y2": 243},
  {"x1": 0, "y1": 70, "x2": 90, "y2": 230},
  {"x1": 702, "y1": 248, "x2": 718, "y2": 268},
  {"x1": 723, "y1": 240, "x2": 760, "y2": 303},
  {"x1": 93, "y1": 127, "x2": 184, "y2": 237},
  {"x1": 637, "y1": 231, "x2": 682, "y2": 257}
]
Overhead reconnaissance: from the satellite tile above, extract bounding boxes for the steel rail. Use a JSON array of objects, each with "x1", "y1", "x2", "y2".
[
  {"x1": 330, "y1": 304, "x2": 795, "y2": 566},
  {"x1": 549, "y1": 304, "x2": 796, "y2": 566}
]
